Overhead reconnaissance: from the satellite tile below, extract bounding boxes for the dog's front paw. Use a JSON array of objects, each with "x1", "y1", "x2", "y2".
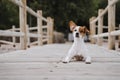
[
  {"x1": 62, "y1": 60, "x2": 69, "y2": 63},
  {"x1": 85, "y1": 56, "x2": 91, "y2": 64},
  {"x1": 62, "y1": 61, "x2": 68, "y2": 63}
]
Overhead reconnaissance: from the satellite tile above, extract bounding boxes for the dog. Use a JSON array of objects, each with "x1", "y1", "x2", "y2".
[{"x1": 63, "y1": 21, "x2": 91, "y2": 64}]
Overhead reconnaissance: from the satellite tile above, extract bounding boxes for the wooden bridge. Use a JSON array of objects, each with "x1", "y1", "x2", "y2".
[
  {"x1": 0, "y1": 0, "x2": 120, "y2": 80},
  {"x1": 0, "y1": 43, "x2": 120, "y2": 80}
]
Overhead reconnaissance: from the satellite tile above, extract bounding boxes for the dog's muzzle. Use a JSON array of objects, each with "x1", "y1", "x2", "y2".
[{"x1": 76, "y1": 33, "x2": 79, "y2": 38}]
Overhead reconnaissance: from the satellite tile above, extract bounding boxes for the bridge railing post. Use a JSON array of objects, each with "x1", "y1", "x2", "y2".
[
  {"x1": 97, "y1": 9, "x2": 104, "y2": 46},
  {"x1": 19, "y1": 0, "x2": 27, "y2": 50},
  {"x1": 37, "y1": 10, "x2": 43, "y2": 46},
  {"x1": 118, "y1": 24, "x2": 120, "y2": 48},
  {"x1": 51, "y1": 18, "x2": 54, "y2": 43},
  {"x1": 90, "y1": 17, "x2": 96, "y2": 44},
  {"x1": 12, "y1": 25, "x2": 16, "y2": 47},
  {"x1": 47, "y1": 17, "x2": 54, "y2": 44},
  {"x1": 26, "y1": 24, "x2": 30, "y2": 48},
  {"x1": 108, "y1": 0, "x2": 116, "y2": 50},
  {"x1": 47, "y1": 17, "x2": 50, "y2": 44}
]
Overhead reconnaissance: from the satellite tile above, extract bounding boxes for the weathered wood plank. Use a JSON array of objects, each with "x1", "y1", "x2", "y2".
[{"x1": 0, "y1": 43, "x2": 120, "y2": 80}]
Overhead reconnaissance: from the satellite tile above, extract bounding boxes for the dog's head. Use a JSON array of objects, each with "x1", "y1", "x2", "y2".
[{"x1": 69, "y1": 21, "x2": 89, "y2": 39}]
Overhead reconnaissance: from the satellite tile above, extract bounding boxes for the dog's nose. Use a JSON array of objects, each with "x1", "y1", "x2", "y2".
[{"x1": 76, "y1": 33, "x2": 79, "y2": 37}]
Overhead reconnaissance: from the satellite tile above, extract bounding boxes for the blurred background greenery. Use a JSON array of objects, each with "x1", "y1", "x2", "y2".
[{"x1": 0, "y1": 0, "x2": 120, "y2": 34}]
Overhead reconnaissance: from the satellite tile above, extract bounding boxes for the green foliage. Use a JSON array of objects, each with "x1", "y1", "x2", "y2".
[
  {"x1": 0, "y1": 0, "x2": 120, "y2": 33},
  {"x1": 27, "y1": 0, "x2": 98, "y2": 33},
  {"x1": 0, "y1": 0, "x2": 19, "y2": 30},
  {"x1": 116, "y1": 1, "x2": 120, "y2": 26},
  {"x1": 96, "y1": 0, "x2": 120, "y2": 26}
]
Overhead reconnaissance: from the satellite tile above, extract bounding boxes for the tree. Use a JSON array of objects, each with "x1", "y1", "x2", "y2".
[
  {"x1": 28, "y1": 0, "x2": 98, "y2": 33},
  {"x1": 0, "y1": 0, "x2": 19, "y2": 30}
]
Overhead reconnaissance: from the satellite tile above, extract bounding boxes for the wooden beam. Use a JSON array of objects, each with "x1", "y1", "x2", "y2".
[
  {"x1": 50, "y1": 18, "x2": 54, "y2": 44},
  {"x1": 0, "y1": 30, "x2": 24, "y2": 37},
  {"x1": 0, "y1": 40, "x2": 14, "y2": 45},
  {"x1": 19, "y1": 0, "x2": 27, "y2": 50},
  {"x1": 89, "y1": 17, "x2": 96, "y2": 44},
  {"x1": 12, "y1": 25, "x2": 16, "y2": 47},
  {"x1": 47, "y1": 17, "x2": 51, "y2": 44},
  {"x1": 97, "y1": 9, "x2": 104, "y2": 46},
  {"x1": 37, "y1": 10, "x2": 43, "y2": 46},
  {"x1": 92, "y1": 30, "x2": 120, "y2": 38},
  {"x1": 108, "y1": 0, "x2": 116, "y2": 50},
  {"x1": 118, "y1": 24, "x2": 120, "y2": 48}
]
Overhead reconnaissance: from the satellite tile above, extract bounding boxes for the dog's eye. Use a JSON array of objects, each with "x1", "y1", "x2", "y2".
[{"x1": 74, "y1": 29, "x2": 77, "y2": 31}]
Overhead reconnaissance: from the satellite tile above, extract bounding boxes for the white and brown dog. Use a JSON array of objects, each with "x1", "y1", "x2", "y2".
[{"x1": 63, "y1": 21, "x2": 91, "y2": 64}]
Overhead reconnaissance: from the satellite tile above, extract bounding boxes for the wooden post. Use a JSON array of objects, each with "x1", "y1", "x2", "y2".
[
  {"x1": 19, "y1": 0, "x2": 27, "y2": 50},
  {"x1": 12, "y1": 25, "x2": 16, "y2": 47},
  {"x1": 90, "y1": 17, "x2": 96, "y2": 44},
  {"x1": 47, "y1": 17, "x2": 51, "y2": 44},
  {"x1": 118, "y1": 24, "x2": 120, "y2": 48},
  {"x1": 47, "y1": 17, "x2": 54, "y2": 44},
  {"x1": 26, "y1": 25, "x2": 30, "y2": 48},
  {"x1": 108, "y1": 0, "x2": 116, "y2": 50},
  {"x1": 97, "y1": 9, "x2": 104, "y2": 46},
  {"x1": 50, "y1": 18, "x2": 54, "y2": 43},
  {"x1": 37, "y1": 10, "x2": 43, "y2": 46}
]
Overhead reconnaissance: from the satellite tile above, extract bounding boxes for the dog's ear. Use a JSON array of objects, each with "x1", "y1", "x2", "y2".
[
  {"x1": 83, "y1": 26, "x2": 90, "y2": 33},
  {"x1": 79, "y1": 26, "x2": 90, "y2": 37},
  {"x1": 69, "y1": 21, "x2": 77, "y2": 31}
]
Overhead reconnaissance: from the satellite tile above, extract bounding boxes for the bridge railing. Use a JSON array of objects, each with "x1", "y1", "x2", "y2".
[
  {"x1": 89, "y1": 0, "x2": 120, "y2": 50},
  {"x1": 0, "y1": 0, "x2": 54, "y2": 50}
]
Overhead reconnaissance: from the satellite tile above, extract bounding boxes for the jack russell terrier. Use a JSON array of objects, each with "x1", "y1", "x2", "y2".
[{"x1": 63, "y1": 21, "x2": 91, "y2": 64}]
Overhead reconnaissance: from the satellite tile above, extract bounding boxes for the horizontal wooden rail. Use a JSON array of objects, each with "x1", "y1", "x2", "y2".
[
  {"x1": 29, "y1": 27, "x2": 37, "y2": 30},
  {"x1": 42, "y1": 25, "x2": 48, "y2": 29},
  {"x1": 30, "y1": 41, "x2": 38, "y2": 46},
  {"x1": 1, "y1": 0, "x2": 54, "y2": 50},
  {"x1": 0, "y1": 40, "x2": 14, "y2": 45},
  {"x1": 92, "y1": 30, "x2": 120, "y2": 38},
  {"x1": 0, "y1": 30, "x2": 24, "y2": 37}
]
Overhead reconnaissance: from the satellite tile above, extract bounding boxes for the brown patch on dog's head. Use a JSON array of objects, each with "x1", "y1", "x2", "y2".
[
  {"x1": 69, "y1": 21, "x2": 77, "y2": 31},
  {"x1": 79, "y1": 26, "x2": 89, "y2": 37}
]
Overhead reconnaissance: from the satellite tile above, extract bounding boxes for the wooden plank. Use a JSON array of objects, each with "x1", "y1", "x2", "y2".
[
  {"x1": 0, "y1": 44, "x2": 120, "y2": 80},
  {"x1": 37, "y1": 10, "x2": 43, "y2": 46},
  {"x1": 29, "y1": 27, "x2": 37, "y2": 30},
  {"x1": 108, "y1": 0, "x2": 116, "y2": 50},
  {"x1": 97, "y1": 9, "x2": 104, "y2": 46},
  {"x1": 92, "y1": 30, "x2": 120, "y2": 38},
  {"x1": 28, "y1": 33, "x2": 41, "y2": 38},
  {"x1": 42, "y1": 25, "x2": 48, "y2": 29},
  {"x1": 0, "y1": 30, "x2": 24, "y2": 37},
  {"x1": 0, "y1": 40, "x2": 14, "y2": 45},
  {"x1": 42, "y1": 38, "x2": 48, "y2": 43},
  {"x1": 30, "y1": 41, "x2": 38, "y2": 46},
  {"x1": 19, "y1": 0, "x2": 27, "y2": 50},
  {"x1": 90, "y1": 17, "x2": 96, "y2": 44}
]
